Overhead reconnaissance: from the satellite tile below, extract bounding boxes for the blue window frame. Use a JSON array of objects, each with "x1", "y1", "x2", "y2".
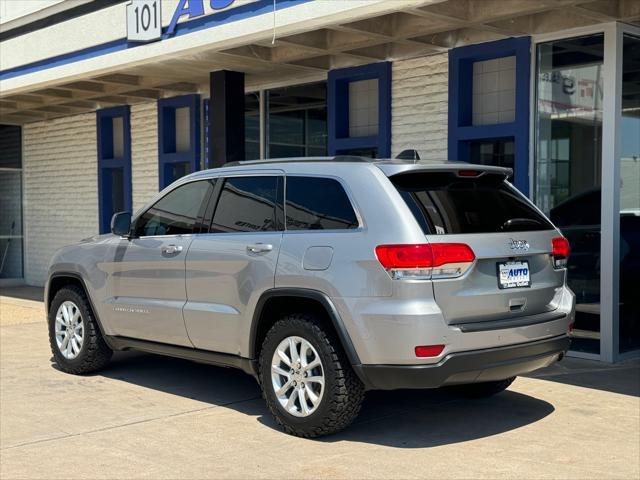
[
  {"x1": 328, "y1": 62, "x2": 391, "y2": 158},
  {"x1": 158, "y1": 94, "x2": 201, "y2": 189},
  {"x1": 97, "y1": 106, "x2": 132, "y2": 234},
  {"x1": 448, "y1": 37, "x2": 531, "y2": 194}
]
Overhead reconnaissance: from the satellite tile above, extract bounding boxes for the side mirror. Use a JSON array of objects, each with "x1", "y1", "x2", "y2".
[{"x1": 111, "y1": 211, "x2": 132, "y2": 237}]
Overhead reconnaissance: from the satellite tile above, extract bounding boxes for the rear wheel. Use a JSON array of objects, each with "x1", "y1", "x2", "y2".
[
  {"x1": 259, "y1": 314, "x2": 364, "y2": 437},
  {"x1": 450, "y1": 377, "x2": 516, "y2": 398},
  {"x1": 48, "y1": 285, "x2": 112, "y2": 374}
]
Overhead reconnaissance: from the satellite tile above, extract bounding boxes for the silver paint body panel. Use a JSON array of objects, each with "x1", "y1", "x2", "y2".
[{"x1": 47, "y1": 158, "x2": 575, "y2": 367}]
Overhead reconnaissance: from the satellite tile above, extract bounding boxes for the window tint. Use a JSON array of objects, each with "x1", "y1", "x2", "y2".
[
  {"x1": 393, "y1": 172, "x2": 554, "y2": 234},
  {"x1": 134, "y1": 180, "x2": 212, "y2": 236},
  {"x1": 286, "y1": 177, "x2": 358, "y2": 230},
  {"x1": 211, "y1": 176, "x2": 279, "y2": 233}
]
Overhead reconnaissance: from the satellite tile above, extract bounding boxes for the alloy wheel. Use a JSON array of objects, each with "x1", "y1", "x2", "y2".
[
  {"x1": 55, "y1": 301, "x2": 84, "y2": 360},
  {"x1": 270, "y1": 336, "x2": 325, "y2": 417}
]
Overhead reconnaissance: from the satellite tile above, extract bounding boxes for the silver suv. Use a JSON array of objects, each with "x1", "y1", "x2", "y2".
[{"x1": 46, "y1": 158, "x2": 575, "y2": 437}]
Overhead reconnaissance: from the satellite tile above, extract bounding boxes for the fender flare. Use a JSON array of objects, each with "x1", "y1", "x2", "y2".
[
  {"x1": 249, "y1": 288, "x2": 361, "y2": 366},
  {"x1": 46, "y1": 272, "x2": 116, "y2": 350}
]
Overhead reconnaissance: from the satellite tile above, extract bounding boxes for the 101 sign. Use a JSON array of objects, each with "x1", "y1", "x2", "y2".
[{"x1": 127, "y1": 0, "x2": 162, "y2": 43}]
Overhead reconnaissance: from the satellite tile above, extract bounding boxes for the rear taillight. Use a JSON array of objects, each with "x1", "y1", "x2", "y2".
[
  {"x1": 552, "y1": 237, "x2": 570, "y2": 268},
  {"x1": 375, "y1": 243, "x2": 475, "y2": 280}
]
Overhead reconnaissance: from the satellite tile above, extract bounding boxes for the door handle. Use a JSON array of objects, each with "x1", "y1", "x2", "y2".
[
  {"x1": 247, "y1": 243, "x2": 273, "y2": 253},
  {"x1": 162, "y1": 244, "x2": 183, "y2": 255}
]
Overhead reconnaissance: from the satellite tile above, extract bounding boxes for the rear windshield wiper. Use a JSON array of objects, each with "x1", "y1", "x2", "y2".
[{"x1": 501, "y1": 218, "x2": 542, "y2": 231}]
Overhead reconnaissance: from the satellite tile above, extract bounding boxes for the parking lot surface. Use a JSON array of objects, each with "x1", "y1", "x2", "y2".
[{"x1": 1, "y1": 288, "x2": 639, "y2": 479}]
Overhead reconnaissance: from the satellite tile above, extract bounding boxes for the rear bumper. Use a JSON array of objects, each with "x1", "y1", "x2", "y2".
[{"x1": 353, "y1": 335, "x2": 570, "y2": 390}]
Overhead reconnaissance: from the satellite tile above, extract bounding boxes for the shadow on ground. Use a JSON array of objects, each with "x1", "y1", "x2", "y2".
[
  {"x1": 526, "y1": 357, "x2": 640, "y2": 397},
  {"x1": 0, "y1": 286, "x2": 44, "y2": 302},
  {"x1": 72, "y1": 350, "x2": 556, "y2": 448}
]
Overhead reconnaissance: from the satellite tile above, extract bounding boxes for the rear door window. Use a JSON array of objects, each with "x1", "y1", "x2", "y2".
[
  {"x1": 286, "y1": 176, "x2": 359, "y2": 230},
  {"x1": 392, "y1": 172, "x2": 554, "y2": 234},
  {"x1": 210, "y1": 176, "x2": 281, "y2": 233}
]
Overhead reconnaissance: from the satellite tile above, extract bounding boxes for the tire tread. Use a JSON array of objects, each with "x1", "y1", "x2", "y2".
[
  {"x1": 259, "y1": 313, "x2": 364, "y2": 438},
  {"x1": 48, "y1": 285, "x2": 112, "y2": 375}
]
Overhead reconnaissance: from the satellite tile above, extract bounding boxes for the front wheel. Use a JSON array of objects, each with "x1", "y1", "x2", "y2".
[
  {"x1": 259, "y1": 314, "x2": 364, "y2": 438},
  {"x1": 48, "y1": 285, "x2": 112, "y2": 374}
]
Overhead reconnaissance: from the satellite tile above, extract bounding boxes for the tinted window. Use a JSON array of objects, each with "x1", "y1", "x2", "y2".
[
  {"x1": 134, "y1": 180, "x2": 212, "y2": 236},
  {"x1": 393, "y1": 172, "x2": 554, "y2": 234},
  {"x1": 286, "y1": 177, "x2": 358, "y2": 230},
  {"x1": 211, "y1": 176, "x2": 279, "y2": 233}
]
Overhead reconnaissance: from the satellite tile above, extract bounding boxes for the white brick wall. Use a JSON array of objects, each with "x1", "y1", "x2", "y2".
[
  {"x1": 130, "y1": 102, "x2": 159, "y2": 213},
  {"x1": 391, "y1": 53, "x2": 449, "y2": 161},
  {"x1": 23, "y1": 113, "x2": 98, "y2": 286}
]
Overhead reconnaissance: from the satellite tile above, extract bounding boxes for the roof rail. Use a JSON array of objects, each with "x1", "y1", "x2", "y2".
[{"x1": 224, "y1": 156, "x2": 373, "y2": 167}]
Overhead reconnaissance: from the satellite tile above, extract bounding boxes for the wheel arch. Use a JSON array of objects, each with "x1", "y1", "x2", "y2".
[
  {"x1": 46, "y1": 272, "x2": 113, "y2": 347},
  {"x1": 249, "y1": 288, "x2": 361, "y2": 367}
]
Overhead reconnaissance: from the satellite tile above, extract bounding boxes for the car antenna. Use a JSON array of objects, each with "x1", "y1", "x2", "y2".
[{"x1": 396, "y1": 149, "x2": 421, "y2": 162}]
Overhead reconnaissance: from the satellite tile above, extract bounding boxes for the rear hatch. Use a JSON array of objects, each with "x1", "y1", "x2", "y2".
[{"x1": 391, "y1": 169, "x2": 565, "y2": 326}]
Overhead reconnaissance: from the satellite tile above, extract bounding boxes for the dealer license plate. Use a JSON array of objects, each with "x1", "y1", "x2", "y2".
[{"x1": 497, "y1": 261, "x2": 531, "y2": 289}]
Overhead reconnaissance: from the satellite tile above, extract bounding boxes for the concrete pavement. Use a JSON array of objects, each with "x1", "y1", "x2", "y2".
[{"x1": 1, "y1": 287, "x2": 639, "y2": 479}]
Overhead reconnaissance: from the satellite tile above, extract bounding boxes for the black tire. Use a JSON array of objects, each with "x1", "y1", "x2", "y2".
[
  {"x1": 48, "y1": 285, "x2": 112, "y2": 374},
  {"x1": 259, "y1": 314, "x2": 364, "y2": 438},
  {"x1": 450, "y1": 377, "x2": 516, "y2": 398}
]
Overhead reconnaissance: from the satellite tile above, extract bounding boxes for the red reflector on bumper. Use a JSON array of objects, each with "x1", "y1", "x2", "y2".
[{"x1": 415, "y1": 345, "x2": 445, "y2": 357}]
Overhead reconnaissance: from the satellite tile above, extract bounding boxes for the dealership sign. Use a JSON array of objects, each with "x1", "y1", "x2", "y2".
[
  {"x1": 127, "y1": 0, "x2": 238, "y2": 42},
  {"x1": 167, "y1": 0, "x2": 236, "y2": 36}
]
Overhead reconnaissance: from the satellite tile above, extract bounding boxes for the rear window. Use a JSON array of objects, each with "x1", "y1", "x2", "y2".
[{"x1": 392, "y1": 172, "x2": 554, "y2": 234}]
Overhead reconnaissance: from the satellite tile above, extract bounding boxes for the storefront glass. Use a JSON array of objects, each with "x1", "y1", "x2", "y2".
[
  {"x1": 0, "y1": 125, "x2": 23, "y2": 279},
  {"x1": 245, "y1": 93, "x2": 260, "y2": 160},
  {"x1": 535, "y1": 34, "x2": 604, "y2": 354},
  {"x1": 619, "y1": 33, "x2": 640, "y2": 354},
  {"x1": 266, "y1": 82, "x2": 327, "y2": 158}
]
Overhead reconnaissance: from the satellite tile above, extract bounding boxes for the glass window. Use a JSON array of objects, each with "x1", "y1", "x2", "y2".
[
  {"x1": 469, "y1": 138, "x2": 515, "y2": 173},
  {"x1": 107, "y1": 167, "x2": 125, "y2": 216},
  {"x1": 211, "y1": 177, "x2": 279, "y2": 233},
  {"x1": 619, "y1": 33, "x2": 640, "y2": 354},
  {"x1": 348, "y1": 79, "x2": 379, "y2": 137},
  {"x1": 0, "y1": 125, "x2": 23, "y2": 278},
  {"x1": 472, "y1": 56, "x2": 516, "y2": 125},
  {"x1": 535, "y1": 34, "x2": 604, "y2": 354},
  {"x1": 0, "y1": 125, "x2": 22, "y2": 168},
  {"x1": 286, "y1": 177, "x2": 358, "y2": 230},
  {"x1": 135, "y1": 180, "x2": 212, "y2": 237},
  {"x1": 245, "y1": 93, "x2": 261, "y2": 161},
  {"x1": 393, "y1": 172, "x2": 553, "y2": 235},
  {"x1": 267, "y1": 82, "x2": 327, "y2": 158},
  {"x1": 0, "y1": 168, "x2": 23, "y2": 279}
]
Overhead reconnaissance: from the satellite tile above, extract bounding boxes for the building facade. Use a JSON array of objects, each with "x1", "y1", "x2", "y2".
[{"x1": 0, "y1": 0, "x2": 638, "y2": 362}]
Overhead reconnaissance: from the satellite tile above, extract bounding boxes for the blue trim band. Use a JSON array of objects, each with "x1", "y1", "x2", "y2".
[
  {"x1": 97, "y1": 105, "x2": 132, "y2": 234},
  {"x1": 328, "y1": 61, "x2": 391, "y2": 158},
  {"x1": 0, "y1": 0, "x2": 313, "y2": 82},
  {"x1": 158, "y1": 94, "x2": 201, "y2": 189},
  {"x1": 448, "y1": 37, "x2": 531, "y2": 195}
]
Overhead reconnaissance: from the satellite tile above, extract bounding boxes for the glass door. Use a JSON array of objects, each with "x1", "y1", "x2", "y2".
[
  {"x1": 535, "y1": 34, "x2": 605, "y2": 355},
  {"x1": 618, "y1": 32, "x2": 640, "y2": 354},
  {"x1": 0, "y1": 125, "x2": 23, "y2": 280}
]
